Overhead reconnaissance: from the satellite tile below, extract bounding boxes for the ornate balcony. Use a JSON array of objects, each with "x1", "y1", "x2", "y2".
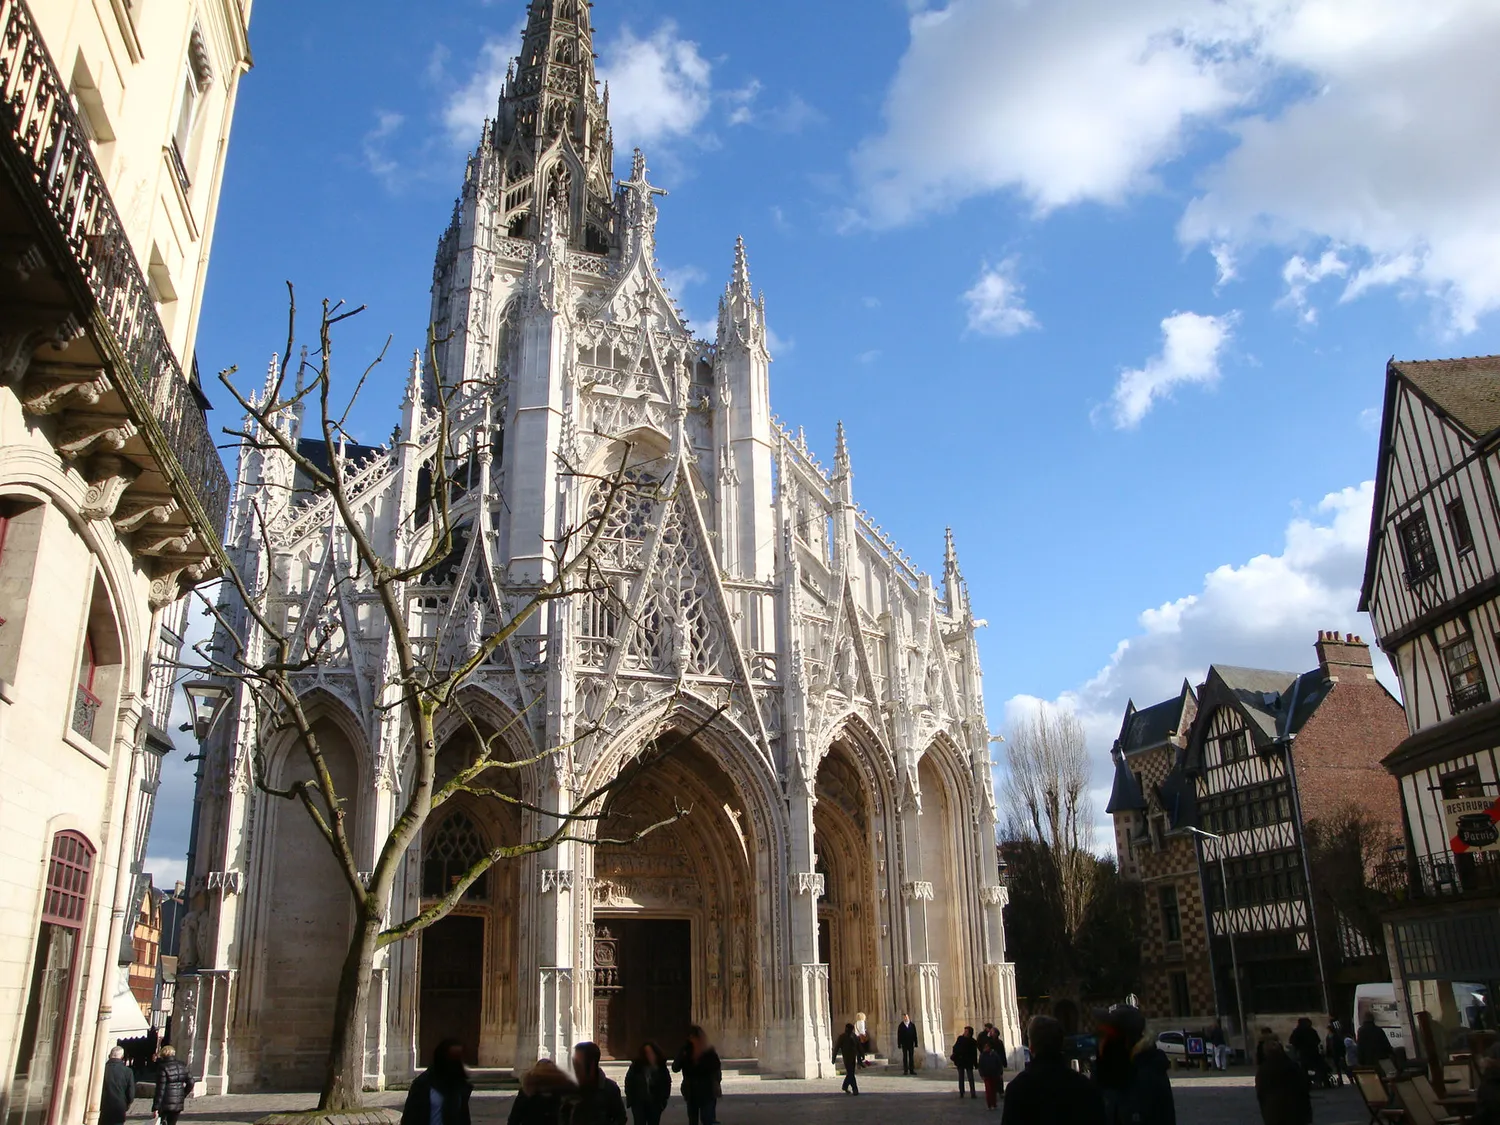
[
  {"x1": 0, "y1": 0, "x2": 226, "y2": 603},
  {"x1": 1377, "y1": 850, "x2": 1500, "y2": 901}
]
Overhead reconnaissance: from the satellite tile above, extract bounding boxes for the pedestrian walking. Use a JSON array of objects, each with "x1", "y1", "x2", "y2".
[
  {"x1": 1000, "y1": 1016, "x2": 1107, "y2": 1125},
  {"x1": 854, "y1": 1011, "x2": 870, "y2": 1066},
  {"x1": 952, "y1": 1025, "x2": 979, "y2": 1099},
  {"x1": 402, "y1": 1039, "x2": 473, "y2": 1125},
  {"x1": 567, "y1": 1041, "x2": 625, "y2": 1125},
  {"x1": 98, "y1": 1046, "x2": 135, "y2": 1125},
  {"x1": 1207, "y1": 1023, "x2": 1229, "y2": 1071},
  {"x1": 1255, "y1": 1028, "x2": 1277, "y2": 1067},
  {"x1": 1355, "y1": 1013, "x2": 1393, "y2": 1068},
  {"x1": 1254, "y1": 1039, "x2": 1312, "y2": 1125},
  {"x1": 508, "y1": 1058, "x2": 575, "y2": 1125},
  {"x1": 151, "y1": 1045, "x2": 193, "y2": 1125},
  {"x1": 835, "y1": 1023, "x2": 861, "y2": 1095},
  {"x1": 624, "y1": 1042, "x2": 670, "y2": 1125},
  {"x1": 1095, "y1": 1004, "x2": 1175, "y2": 1125},
  {"x1": 897, "y1": 1013, "x2": 919, "y2": 1075},
  {"x1": 1325, "y1": 1022, "x2": 1349, "y2": 1087},
  {"x1": 672, "y1": 1026, "x2": 722, "y2": 1125},
  {"x1": 1289, "y1": 1017, "x2": 1328, "y2": 1087},
  {"x1": 979, "y1": 1038, "x2": 1005, "y2": 1110}
]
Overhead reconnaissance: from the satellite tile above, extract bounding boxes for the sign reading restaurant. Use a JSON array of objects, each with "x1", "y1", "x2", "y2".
[{"x1": 1444, "y1": 796, "x2": 1500, "y2": 854}]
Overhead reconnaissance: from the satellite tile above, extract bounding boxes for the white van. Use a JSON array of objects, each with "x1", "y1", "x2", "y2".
[{"x1": 1353, "y1": 983, "x2": 1409, "y2": 1055}]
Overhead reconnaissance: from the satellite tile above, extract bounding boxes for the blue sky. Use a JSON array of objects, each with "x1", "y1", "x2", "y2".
[{"x1": 147, "y1": 0, "x2": 1500, "y2": 877}]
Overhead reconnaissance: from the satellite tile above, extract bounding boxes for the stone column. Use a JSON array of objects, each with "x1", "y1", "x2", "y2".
[
  {"x1": 533, "y1": 771, "x2": 578, "y2": 1064},
  {"x1": 898, "y1": 785, "x2": 945, "y2": 1068},
  {"x1": 778, "y1": 785, "x2": 831, "y2": 1078}
]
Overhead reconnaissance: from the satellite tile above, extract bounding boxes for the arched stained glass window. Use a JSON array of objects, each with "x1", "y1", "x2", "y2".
[{"x1": 422, "y1": 813, "x2": 489, "y2": 901}]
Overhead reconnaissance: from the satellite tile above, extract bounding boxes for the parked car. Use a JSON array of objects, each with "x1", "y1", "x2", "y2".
[{"x1": 1156, "y1": 1030, "x2": 1190, "y2": 1066}]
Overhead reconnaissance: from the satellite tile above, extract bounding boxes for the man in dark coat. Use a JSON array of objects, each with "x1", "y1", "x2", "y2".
[
  {"x1": 151, "y1": 1045, "x2": 193, "y2": 1125},
  {"x1": 953, "y1": 1026, "x2": 980, "y2": 1098},
  {"x1": 835, "y1": 1023, "x2": 861, "y2": 1095},
  {"x1": 1096, "y1": 1004, "x2": 1176, "y2": 1125},
  {"x1": 672, "y1": 1026, "x2": 722, "y2": 1125},
  {"x1": 1356, "y1": 1014, "x2": 1394, "y2": 1068},
  {"x1": 897, "y1": 1013, "x2": 919, "y2": 1075},
  {"x1": 567, "y1": 1042, "x2": 625, "y2": 1125},
  {"x1": 99, "y1": 1046, "x2": 135, "y2": 1125},
  {"x1": 1255, "y1": 1039, "x2": 1312, "y2": 1125},
  {"x1": 1288, "y1": 1017, "x2": 1327, "y2": 1085},
  {"x1": 1002, "y1": 1016, "x2": 1107, "y2": 1125},
  {"x1": 402, "y1": 1039, "x2": 473, "y2": 1125}
]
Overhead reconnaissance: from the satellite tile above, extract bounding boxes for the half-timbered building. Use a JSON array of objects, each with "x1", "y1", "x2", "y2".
[
  {"x1": 1105, "y1": 683, "x2": 1218, "y2": 1034},
  {"x1": 1360, "y1": 355, "x2": 1500, "y2": 1045},
  {"x1": 1149, "y1": 633, "x2": 1406, "y2": 1042}
]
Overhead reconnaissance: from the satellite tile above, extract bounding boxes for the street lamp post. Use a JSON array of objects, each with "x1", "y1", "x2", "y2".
[{"x1": 1188, "y1": 826, "x2": 1248, "y2": 1062}]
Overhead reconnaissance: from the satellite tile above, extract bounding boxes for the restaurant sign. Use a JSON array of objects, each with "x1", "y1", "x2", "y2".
[{"x1": 1445, "y1": 796, "x2": 1500, "y2": 854}]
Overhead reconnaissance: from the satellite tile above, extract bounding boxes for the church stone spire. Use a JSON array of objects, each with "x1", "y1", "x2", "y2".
[
  {"x1": 488, "y1": 0, "x2": 615, "y2": 252},
  {"x1": 944, "y1": 527, "x2": 970, "y2": 617}
]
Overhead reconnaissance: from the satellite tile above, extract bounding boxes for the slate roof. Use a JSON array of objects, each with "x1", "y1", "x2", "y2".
[
  {"x1": 1118, "y1": 694, "x2": 1186, "y2": 756},
  {"x1": 1392, "y1": 355, "x2": 1500, "y2": 438},
  {"x1": 292, "y1": 436, "x2": 387, "y2": 499},
  {"x1": 1178, "y1": 664, "x2": 1336, "y2": 782}
]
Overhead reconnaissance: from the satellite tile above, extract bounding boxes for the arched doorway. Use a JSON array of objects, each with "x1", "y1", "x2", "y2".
[
  {"x1": 814, "y1": 742, "x2": 880, "y2": 1037},
  {"x1": 417, "y1": 722, "x2": 526, "y2": 1067},
  {"x1": 590, "y1": 733, "x2": 762, "y2": 1059},
  {"x1": 918, "y1": 751, "x2": 964, "y2": 1035},
  {"x1": 260, "y1": 717, "x2": 362, "y2": 1089}
]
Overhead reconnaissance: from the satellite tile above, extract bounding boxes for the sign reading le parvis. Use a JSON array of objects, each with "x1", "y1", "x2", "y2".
[{"x1": 1444, "y1": 797, "x2": 1500, "y2": 854}]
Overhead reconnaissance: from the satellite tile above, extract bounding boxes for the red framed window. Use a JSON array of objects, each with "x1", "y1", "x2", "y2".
[{"x1": 10, "y1": 832, "x2": 95, "y2": 1125}]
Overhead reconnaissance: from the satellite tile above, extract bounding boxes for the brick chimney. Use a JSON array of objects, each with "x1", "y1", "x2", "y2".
[{"x1": 1316, "y1": 629, "x2": 1375, "y2": 681}]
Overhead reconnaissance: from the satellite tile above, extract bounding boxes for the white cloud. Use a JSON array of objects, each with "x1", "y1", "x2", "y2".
[
  {"x1": 1211, "y1": 242, "x2": 1238, "y2": 289},
  {"x1": 145, "y1": 856, "x2": 187, "y2": 890},
  {"x1": 1006, "y1": 480, "x2": 1393, "y2": 840},
  {"x1": 362, "y1": 111, "x2": 405, "y2": 185},
  {"x1": 963, "y1": 259, "x2": 1040, "y2": 337},
  {"x1": 598, "y1": 23, "x2": 712, "y2": 152},
  {"x1": 1280, "y1": 249, "x2": 1348, "y2": 323},
  {"x1": 855, "y1": 0, "x2": 1247, "y2": 225},
  {"x1": 1107, "y1": 310, "x2": 1233, "y2": 428},
  {"x1": 858, "y1": 0, "x2": 1500, "y2": 330},
  {"x1": 442, "y1": 37, "x2": 515, "y2": 146}
]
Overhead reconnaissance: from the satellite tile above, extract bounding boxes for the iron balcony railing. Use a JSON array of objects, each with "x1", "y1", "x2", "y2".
[
  {"x1": 0, "y1": 0, "x2": 229, "y2": 542},
  {"x1": 1376, "y1": 850, "x2": 1500, "y2": 901}
]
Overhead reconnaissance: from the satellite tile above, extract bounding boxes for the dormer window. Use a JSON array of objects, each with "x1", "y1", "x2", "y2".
[{"x1": 1399, "y1": 512, "x2": 1439, "y2": 587}]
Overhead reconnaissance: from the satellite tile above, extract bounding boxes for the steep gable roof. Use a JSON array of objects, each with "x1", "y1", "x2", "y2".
[
  {"x1": 1362, "y1": 356, "x2": 1500, "y2": 610},
  {"x1": 1186, "y1": 664, "x2": 1333, "y2": 770},
  {"x1": 1392, "y1": 355, "x2": 1500, "y2": 439}
]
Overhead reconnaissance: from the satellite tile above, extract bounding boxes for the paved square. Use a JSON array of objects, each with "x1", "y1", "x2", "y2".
[{"x1": 133, "y1": 1069, "x2": 1368, "y2": 1125}]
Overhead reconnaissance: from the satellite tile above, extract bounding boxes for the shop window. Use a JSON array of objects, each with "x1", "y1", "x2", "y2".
[{"x1": 7, "y1": 832, "x2": 95, "y2": 1125}]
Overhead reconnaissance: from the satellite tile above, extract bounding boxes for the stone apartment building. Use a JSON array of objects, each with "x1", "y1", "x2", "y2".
[
  {"x1": 0, "y1": 1, "x2": 249, "y2": 1122},
  {"x1": 1360, "y1": 355, "x2": 1500, "y2": 1047},
  {"x1": 1106, "y1": 682, "x2": 1216, "y2": 1035},
  {"x1": 1109, "y1": 633, "x2": 1407, "y2": 1042}
]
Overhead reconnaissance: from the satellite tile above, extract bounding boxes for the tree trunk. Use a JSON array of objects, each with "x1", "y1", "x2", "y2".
[{"x1": 320, "y1": 903, "x2": 381, "y2": 1111}]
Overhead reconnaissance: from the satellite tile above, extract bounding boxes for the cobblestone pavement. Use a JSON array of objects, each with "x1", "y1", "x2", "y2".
[{"x1": 141, "y1": 1069, "x2": 1368, "y2": 1125}]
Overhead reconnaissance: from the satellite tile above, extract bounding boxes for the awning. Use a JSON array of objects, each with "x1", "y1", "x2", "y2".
[{"x1": 107, "y1": 968, "x2": 150, "y2": 1037}]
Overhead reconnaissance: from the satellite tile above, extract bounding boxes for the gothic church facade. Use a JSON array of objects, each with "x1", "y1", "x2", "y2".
[{"x1": 176, "y1": 0, "x2": 1016, "y2": 1090}]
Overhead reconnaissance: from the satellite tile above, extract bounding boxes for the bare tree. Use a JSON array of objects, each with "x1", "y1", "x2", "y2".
[
  {"x1": 1003, "y1": 705, "x2": 1098, "y2": 954},
  {"x1": 189, "y1": 292, "x2": 712, "y2": 1111}
]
